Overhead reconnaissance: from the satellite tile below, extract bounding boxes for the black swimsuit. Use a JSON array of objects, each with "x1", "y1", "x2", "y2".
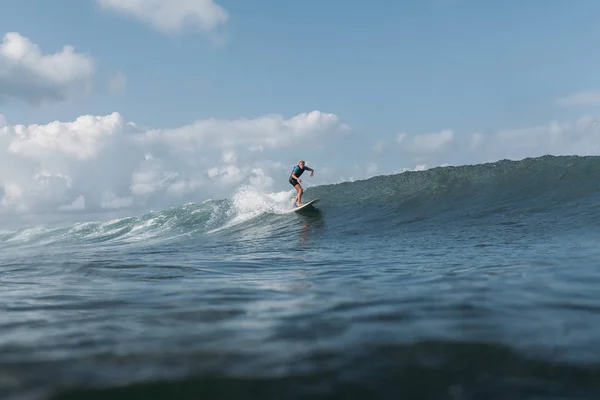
[{"x1": 289, "y1": 166, "x2": 304, "y2": 187}]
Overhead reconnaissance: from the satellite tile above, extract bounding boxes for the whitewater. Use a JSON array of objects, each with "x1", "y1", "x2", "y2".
[{"x1": 2, "y1": 155, "x2": 600, "y2": 399}]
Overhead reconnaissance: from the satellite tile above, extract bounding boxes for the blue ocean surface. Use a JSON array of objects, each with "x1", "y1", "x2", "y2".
[{"x1": 2, "y1": 155, "x2": 600, "y2": 399}]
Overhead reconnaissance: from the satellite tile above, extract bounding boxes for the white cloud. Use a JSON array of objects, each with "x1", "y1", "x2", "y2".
[
  {"x1": 8, "y1": 112, "x2": 123, "y2": 160},
  {"x1": 145, "y1": 110, "x2": 342, "y2": 152},
  {"x1": 98, "y1": 0, "x2": 229, "y2": 34},
  {"x1": 0, "y1": 110, "x2": 344, "y2": 215},
  {"x1": 130, "y1": 155, "x2": 179, "y2": 196},
  {"x1": 557, "y1": 91, "x2": 600, "y2": 107},
  {"x1": 0, "y1": 32, "x2": 95, "y2": 105}
]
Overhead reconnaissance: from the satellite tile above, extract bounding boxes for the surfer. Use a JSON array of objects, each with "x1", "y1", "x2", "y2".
[{"x1": 289, "y1": 160, "x2": 314, "y2": 207}]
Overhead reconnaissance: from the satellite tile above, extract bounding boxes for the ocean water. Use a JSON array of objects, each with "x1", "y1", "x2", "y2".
[{"x1": 2, "y1": 155, "x2": 600, "y2": 400}]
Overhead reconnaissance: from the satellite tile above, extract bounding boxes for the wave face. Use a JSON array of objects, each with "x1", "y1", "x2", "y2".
[
  {"x1": 312, "y1": 154, "x2": 600, "y2": 228},
  {"x1": 2, "y1": 155, "x2": 600, "y2": 400},
  {"x1": 2, "y1": 155, "x2": 598, "y2": 249}
]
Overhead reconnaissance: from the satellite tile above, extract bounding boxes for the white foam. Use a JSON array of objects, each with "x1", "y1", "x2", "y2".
[
  {"x1": 206, "y1": 185, "x2": 295, "y2": 234},
  {"x1": 117, "y1": 218, "x2": 165, "y2": 243},
  {"x1": 5, "y1": 226, "x2": 50, "y2": 243},
  {"x1": 233, "y1": 186, "x2": 293, "y2": 214},
  {"x1": 79, "y1": 217, "x2": 131, "y2": 241}
]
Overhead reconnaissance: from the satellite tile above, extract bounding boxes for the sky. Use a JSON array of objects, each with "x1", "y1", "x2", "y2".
[{"x1": 1, "y1": 0, "x2": 600, "y2": 220}]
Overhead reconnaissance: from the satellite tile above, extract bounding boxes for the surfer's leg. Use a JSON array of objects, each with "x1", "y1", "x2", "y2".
[
  {"x1": 294, "y1": 184, "x2": 303, "y2": 206},
  {"x1": 290, "y1": 178, "x2": 302, "y2": 206}
]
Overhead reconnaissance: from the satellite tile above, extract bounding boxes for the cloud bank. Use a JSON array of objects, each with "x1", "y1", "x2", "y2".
[
  {"x1": 385, "y1": 115, "x2": 600, "y2": 168},
  {"x1": 0, "y1": 111, "x2": 345, "y2": 215},
  {"x1": 0, "y1": 32, "x2": 95, "y2": 105},
  {"x1": 98, "y1": 0, "x2": 229, "y2": 33}
]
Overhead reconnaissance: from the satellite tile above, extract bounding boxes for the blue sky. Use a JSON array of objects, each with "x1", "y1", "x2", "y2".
[{"x1": 1, "y1": 0, "x2": 600, "y2": 217}]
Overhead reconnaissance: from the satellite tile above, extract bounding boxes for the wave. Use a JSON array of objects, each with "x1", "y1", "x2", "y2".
[
  {"x1": 0, "y1": 187, "x2": 302, "y2": 249},
  {"x1": 2, "y1": 155, "x2": 599, "y2": 249},
  {"x1": 308, "y1": 154, "x2": 600, "y2": 231}
]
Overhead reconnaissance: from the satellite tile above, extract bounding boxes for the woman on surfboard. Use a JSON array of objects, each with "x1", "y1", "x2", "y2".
[{"x1": 289, "y1": 160, "x2": 314, "y2": 207}]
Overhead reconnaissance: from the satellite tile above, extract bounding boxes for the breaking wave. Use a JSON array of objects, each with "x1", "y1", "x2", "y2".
[{"x1": 2, "y1": 155, "x2": 599, "y2": 250}]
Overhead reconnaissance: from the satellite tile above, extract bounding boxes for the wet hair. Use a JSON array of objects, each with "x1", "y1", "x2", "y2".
[{"x1": 298, "y1": 160, "x2": 305, "y2": 164}]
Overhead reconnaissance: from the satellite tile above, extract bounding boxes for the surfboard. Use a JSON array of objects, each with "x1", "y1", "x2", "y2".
[{"x1": 293, "y1": 198, "x2": 320, "y2": 212}]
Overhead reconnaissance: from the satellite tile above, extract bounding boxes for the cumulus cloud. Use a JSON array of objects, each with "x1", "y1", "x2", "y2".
[
  {"x1": 0, "y1": 32, "x2": 95, "y2": 105},
  {"x1": 98, "y1": 0, "x2": 229, "y2": 33},
  {"x1": 144, "y1": 110, "x2": 342, "y2": 152},
  {"x1": 8, "y1": 113, "x2": 123, "y2": 160},
  {"x1": 130, "y1": 155, "x2": 179, "y2": 196},
  {"x1": 0, "y1": 110, "x2": 344, "y2": 215}
]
